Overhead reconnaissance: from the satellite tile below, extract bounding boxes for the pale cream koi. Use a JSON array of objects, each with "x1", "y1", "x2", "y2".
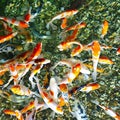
[{"x1": 0, "y1": 32, "x2": 18, "y2": 44}]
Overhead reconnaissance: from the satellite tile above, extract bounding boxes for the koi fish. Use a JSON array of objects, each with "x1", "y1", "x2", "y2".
[
  {"x1": 0, "y1": 32, "x2": 18, "y2": 44},
  {"x1": 3, "y1": 109, "x2": 24, "y2": 120},
  {"x1": 0, "y1": 17, "x2": 29, "y2": 28},
  {"x1": 88, "y1": 40, "x2": 101, "y2": 81},
  {"x1": 10, "y1": 84, "x2": 40, "y2": 97},
  {"x1": 46, "y1": 9, "x2": 78, "y2": 30},
  {"x1": 0, "y1": 79, "x2": 4, "y2": 85},
  {"x1": 49, "y1": 77, "x2": 59, "y2": 102},
  {"x1": 78, "y1": 82, "x2": 100, "y2": 93},
  {"x1": 98, "y1": 56, "x2": 113, "y2": 64},
  {"x1": 71, "y1": 44, "x2": 84, "y2": 57},
  {"x1": 65, "y1": 22, "x2": 86, "y2": 32},
  {"x1": 34, "y1": 76, "x2": 63, "y2": 114},
  {"x1": 71, "y1": 99, "x2": 88, "y2": 120},
  {"x1": 91, "y1": 100, "x2": 120, "y2": 120},
  {"x1": 101, "y1": 20, "x2": 109, "y2": 38},
  {"x1": 116, "y1": 46, "x2": 120, "y2": 55},
  {"x1": 57, "y1": 40, "x2": 81, "y2": 51},
  {"x1": 59, "y1": 63, "x2": 81, "y2": 84},
  {"x1": 61, "y1": 18, "x2": 67, "y2": 29}
]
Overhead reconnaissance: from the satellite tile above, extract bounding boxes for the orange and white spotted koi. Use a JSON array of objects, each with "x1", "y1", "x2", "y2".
[
  {"x1": 10, "y1": 84, "x2": 40, "y2": 97},
  {"x1": 98, "y1": 56, "x2": 113, "y2": 64},
  {"x1": 0, "y1": 32, "x2": 18, "y2": 44},
  {"x1": 3, "y1": 109, "x2": 24, "y2": 120},
  {"x1": 87, "y1": 40, "x2": 101, "y2": 81},
  {"x1": 78, "y1": 82, "x2": 100, "y2": 93},
  {"x1": 46, "y1": 9, "x2": 78, "y2": 30},
  {"x1": 101, "y1": 20, "x2": 109, "y2": 38},
  {"x1": 57, "y1": 40, "x2": 81, "y2": 51},
  {"x1": 61, "y1": 18, "x2": 67, "y2": 29},
  {"x1": 0, "y1": 16, "x2": 29, "y2": 28},
  {"x1": 34, "y1": 76, "x2": 63, "y2": 114},
  {"x1": 49, "y1": 77, "x2": 59, "y2": 102},
  {"x1": 59, "y1": 63, "x2": 81, "y2": 84},
  {"x1": 91, "y1": 100, "x2": 120, "y2": 120}
]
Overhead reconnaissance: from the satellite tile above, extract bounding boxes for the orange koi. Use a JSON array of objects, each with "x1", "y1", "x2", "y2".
[
  {"x1": 46, "y1": 9, "x2": 78, "y2": 30},
  {"x1": 88, "y1": 40, "x2": 101, "y2": 81},
  {"x1": 59, "y1": 84, "x2": 68, "y2": 93},
  {"x1": 0, "y1": 16, "x2": 29, "y2": 28},
  {"x1": 59, "y1": 63, "x2": 81, "y2": 84},
  {"x1": 78, "y1": 82, "x2": 100, "y2": 93},
  {"x1": 71, "y1": 44, "x2": 84, "y2": 57},
  {"x1": 65, "y1": 22, "x2": 86, "y2": 32},
  {"x1": 34, "y1": 76, "x2": 63, "y2": 114},
  {"x1": 27, "y1": 42, "x2": 42, "y2": 63},
  {"x1": 57, "y1": 40, "x2": 81, "y2": 51},
  {"x1": 116, "y1": 46, "x2": 120, "y2": 55},
  {"x1": 61, "y1": 18, "x2": 67, "y2": 29},
  {"x1": 101, "y1": 20, "x2": 109, "y2": 38},
  {"x1": 99, "y1": 56, "x2": 113, "y2": 64},
  {"x1": 92, "y1": 101, "x2": 120, "y2": 120},
  {"x1": 3, "y1": 109, "x2": 24, "y2": 120},
  {"x1": 0, "y1": 79, "x2": 4, "y2": 85},
  {"x1": 10, "y1": 84, "x2": 39, "y2": 97},
  {"x1": 0, "y1": 32, "x2": 18, "y2": 44}
]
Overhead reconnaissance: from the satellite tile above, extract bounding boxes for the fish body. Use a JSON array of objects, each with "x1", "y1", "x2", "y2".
[
  {"x1": 46, "y1": 9, "x2": 78, "y2": 30},
  {"x1": 92, "y1": 101, "x2": 120, "y2": 120},
  {"x1": 88, "y1": 41, "x2": 101, "y2": 81},
  {"x1": 4, "y1": 109, "x2": 24, "y2": 120},
  {"x1": 0, "y1": 32, "x2": 18, "y2": 44},
  {"x1": 78, "y1": 82, "x2": 100, "y2": 93},
  {"x1": 0, "y1": 17, "x2": 29, "y2": 28},
  {"x1": 99, "y1": 56, "x2": 113, "y2": 64},
  {"x1": 101, "y1": 20, "x2": 109, "y2": 38},
  {"x1": 34, "y1": 77, "x2": 63, "y2": 114}
]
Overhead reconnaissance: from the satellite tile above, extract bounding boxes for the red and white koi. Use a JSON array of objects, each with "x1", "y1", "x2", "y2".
[
  {"x1": 3, "y1": 109, "x2": 24, "y2": 120},
  {"x1": 46, "y1": 9, "x2": 78, "y2": 30},
  {"x1": 34, "y1": 76, "x2": 63, "y2": 114},
  {"x1": 0, "y1": 32, "x2": 18, "y2": 44},
  {"x1": 0, "y1": 16, "x2": 29, "y2": 28},
  {"x1": 78, "y1": 82, "x2": 100, "y2": 93},
  {"x1": 91, "y1": 100, "x2": 120, "y2": 120},
  {"x1": 101, "y1": 20, "x2": 109, "y2": 38}
]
